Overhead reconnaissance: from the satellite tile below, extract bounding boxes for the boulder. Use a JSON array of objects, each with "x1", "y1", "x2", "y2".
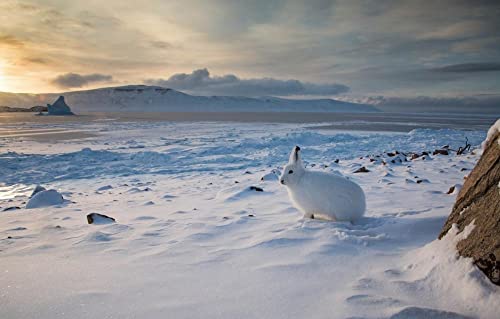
[
  {"x1": 47, "y1": 96, "x2": 74, "y2": 115},
  {"x1": 439, "y1": 121, "x2": 500, "y2": 285}
]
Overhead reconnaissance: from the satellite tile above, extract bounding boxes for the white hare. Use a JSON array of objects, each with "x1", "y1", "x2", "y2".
[{"x1": 280, "y1": 146, "x2": 365, "y2": 221}]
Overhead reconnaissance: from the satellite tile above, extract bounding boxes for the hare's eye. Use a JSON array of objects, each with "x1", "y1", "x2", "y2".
[{"x1": 288, "y1": 170, "x2": 294, "y2": 174}]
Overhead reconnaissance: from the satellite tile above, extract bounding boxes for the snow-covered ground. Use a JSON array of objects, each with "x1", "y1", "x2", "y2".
[{"x1": 0, "y1": 119, "x2": 498, "y2": 319}]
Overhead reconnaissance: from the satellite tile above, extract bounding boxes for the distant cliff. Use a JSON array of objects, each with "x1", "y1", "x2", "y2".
[
  {"x1": 0, "y1": 105, "x2": 47, "y2": 113},
  {"x1": 0, "y1": 85, "x2": 379, "y2": 113}
]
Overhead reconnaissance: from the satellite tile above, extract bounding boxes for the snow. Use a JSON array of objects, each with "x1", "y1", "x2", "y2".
[
  {"x1": 25, "y1": 189, "x2": 64, "y2": 209},
  {"x1": 482, "y1": 118, "x2": 500, "y2": 149},
  {"x1": 1, "y1": 119, "x2": 498, "y2": 319},
  {"x1": 0, "y1": 85, "x2": 378, "y2": 113}
]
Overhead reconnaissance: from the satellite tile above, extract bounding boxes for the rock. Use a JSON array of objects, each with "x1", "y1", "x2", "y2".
[
  {"x1": 26, "y1": 190, "x2": 64, "y2": 209},
  {"x1": 30, "y1": 185, "x2": 46, "y2": 198},
  {"x1": 439, "y1": 128, "x2": 500, "y2": 285},
  {"x1": 446, "y1": 186, "x2": 455, "y2": 194},
  {"x1": 334, "y1": 159, "x2": 340, "y2": 164},
  {"x1": 353, "y1": 166, "x2": 370, "y2": 173},
  {"x1": 249, "y1": 186, "x2": 264, "y2": 192},
  {"x1": 410, "y1": 153, "x2": 420, "y2": 160},
  {"x1": 476, "y1": 254, "x2": 500, "y2": 285},
  {"x1": 47, "y1": 96, "x2": 74, "y2": 115},
  {"x1": 2, "y1": 206, "x2": 21, "y2": 212},
  {"x1": 96, "y1": 185, "x2": 113, "y2": 191},
  {"x1": 260, "y1": 169, "x2": 279, "y2": 181},
  {"x1": 433, "y1": 149, "x2": 449, "y2": 155},
  {"x1": 87, "y1": 213, "x2": 116, "y2": 225}
]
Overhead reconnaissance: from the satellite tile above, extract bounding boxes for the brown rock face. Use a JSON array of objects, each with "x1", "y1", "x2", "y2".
[{"x1": 439, "y1": 130, "x2": 500, "y2": 285}]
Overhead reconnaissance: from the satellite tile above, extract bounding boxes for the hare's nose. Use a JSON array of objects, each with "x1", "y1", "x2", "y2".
[{"x1": 280, "y1": 179, "x2": 285, "y2": 185}]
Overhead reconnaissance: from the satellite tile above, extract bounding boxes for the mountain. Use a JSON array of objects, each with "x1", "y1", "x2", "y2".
[{"x1": 0, "y1": 85, "x2": 379, "y2": 113}]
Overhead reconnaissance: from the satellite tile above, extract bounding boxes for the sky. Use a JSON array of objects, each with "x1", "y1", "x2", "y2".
[{"x1": 1, "y1": 0, "x2": 499, "y2": 108}]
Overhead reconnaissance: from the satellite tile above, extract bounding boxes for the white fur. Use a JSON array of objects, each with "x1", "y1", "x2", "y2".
[{"x1": 280, "y1": 146, "x2": 365, "y2": 221}]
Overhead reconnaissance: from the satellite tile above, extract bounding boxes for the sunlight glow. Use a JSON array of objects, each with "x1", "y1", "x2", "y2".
[{"x1": 0, "y1": 62, "x2": 4, "y2": 91}]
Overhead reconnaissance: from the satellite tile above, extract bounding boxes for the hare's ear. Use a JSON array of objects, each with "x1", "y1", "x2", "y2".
[{"x1": 288, "y1": 146, "x2": 302, "y2": 164}]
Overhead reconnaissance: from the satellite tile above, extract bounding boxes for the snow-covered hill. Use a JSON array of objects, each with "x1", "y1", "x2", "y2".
[{"x1": 0, "y1": 85, "x2": 379, "y2": 113}]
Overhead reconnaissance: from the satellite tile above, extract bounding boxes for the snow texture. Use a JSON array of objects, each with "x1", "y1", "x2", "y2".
[
  {"x1": 0, "y1": 85, "x2": 379, "y2": 113},
  {"x1": 482, "y1": 118, "x2": 500, "y2": 149},
  {"x1": 25, "y1": 189, "x2": 64, "y2": 209},
  {"x1": 0, "y1": 120, "x2": 498, "y2": 319}
]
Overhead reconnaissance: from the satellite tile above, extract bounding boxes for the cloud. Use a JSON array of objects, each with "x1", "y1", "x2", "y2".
[
  {"x1": 51, "y1": 73, "x2": 113, "y2": 89},
  {"x1": 337, "y1": 94, "x2": 500, "y2": 114},
  {"x1": 150, "y1": 41, "x2": 172, "y2": 49},
  {"x1": 0, "y1": 34, "x2": 24, "y2": 47},
  {"x1": 430, "y1": 62, "x2": 500, "y2": 73},
  {"x1": 146, "y1": 68, "x2": 349, "y2": 96}
]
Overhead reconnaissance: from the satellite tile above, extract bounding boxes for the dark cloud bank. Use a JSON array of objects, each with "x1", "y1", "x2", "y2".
[
  {"x1": 51, "y1": 73, "x2": 113, "y2": 89},
  {"x1": 146, "y1": 68, "x2": 350, "y2": 96}
]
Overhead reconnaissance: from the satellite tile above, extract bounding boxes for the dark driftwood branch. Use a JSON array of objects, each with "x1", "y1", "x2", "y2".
[{"x1": 456, "y1": 137, "x2": 471, "y2": 155}]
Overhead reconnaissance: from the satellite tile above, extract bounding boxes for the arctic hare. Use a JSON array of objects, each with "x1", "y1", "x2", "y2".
[{"x1": 280, "y1": 146, "x2": 365, "y2": 221}]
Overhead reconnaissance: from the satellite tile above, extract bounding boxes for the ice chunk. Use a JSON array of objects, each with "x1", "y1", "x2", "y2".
[{"x1": 26, "y1": 189, "x2": 64, "y2": 209}]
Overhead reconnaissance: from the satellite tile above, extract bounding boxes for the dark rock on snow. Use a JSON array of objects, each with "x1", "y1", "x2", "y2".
[
  {"x1": 439, "y1": 129, "x2": 500, "y2": 285},
  {"x1": 87, "y1": 213, "x2": 116, "y2": 225},
  {"x1": 249, "y1": 186, "x2": 264, "y2": 192},
  {"x1": 353, "y1": 166, "x2": 370, "y2": 173},
  {"x1": 433, "y1": 149, "x2": 449, "y2": 155},
  {"x1": 446, "y1": 186, "x2": 456, "y2": 194},
  {"x1": 30, "y1": 185, "x2": 46, "y2": 198}
]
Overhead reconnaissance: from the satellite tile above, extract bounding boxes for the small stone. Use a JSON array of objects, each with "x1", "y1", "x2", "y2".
[
  {"x1": 87, "y1": 213, "x2": 116, "y2": 225},
  {"x1": 433, "y1": 149, "x2": 449, "y2": 156},
  {"x1": 30, "y1": 185, "x2": 46, "y2": 198},
  {"x1": 249, "y1": 186, "x2": 264, "y2": 192},
  {"x1": 447, "y1": 186, "x2": 455, "y2": 194},
  {"x1": 353, "y1": 166, "x2": 370, "y2": 173}
]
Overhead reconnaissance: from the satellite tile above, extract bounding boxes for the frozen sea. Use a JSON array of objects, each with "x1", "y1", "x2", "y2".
[{"x1": 0, "y1": 112, "x2": 498, "y2": 319}]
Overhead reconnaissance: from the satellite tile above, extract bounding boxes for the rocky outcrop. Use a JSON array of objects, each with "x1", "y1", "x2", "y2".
[
  {"x1": 439, "y1": 123, "x2": 500, "y2": 285},
  {"x1": 47, "y1": 96, "x2": 74, "y2": 115}
]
